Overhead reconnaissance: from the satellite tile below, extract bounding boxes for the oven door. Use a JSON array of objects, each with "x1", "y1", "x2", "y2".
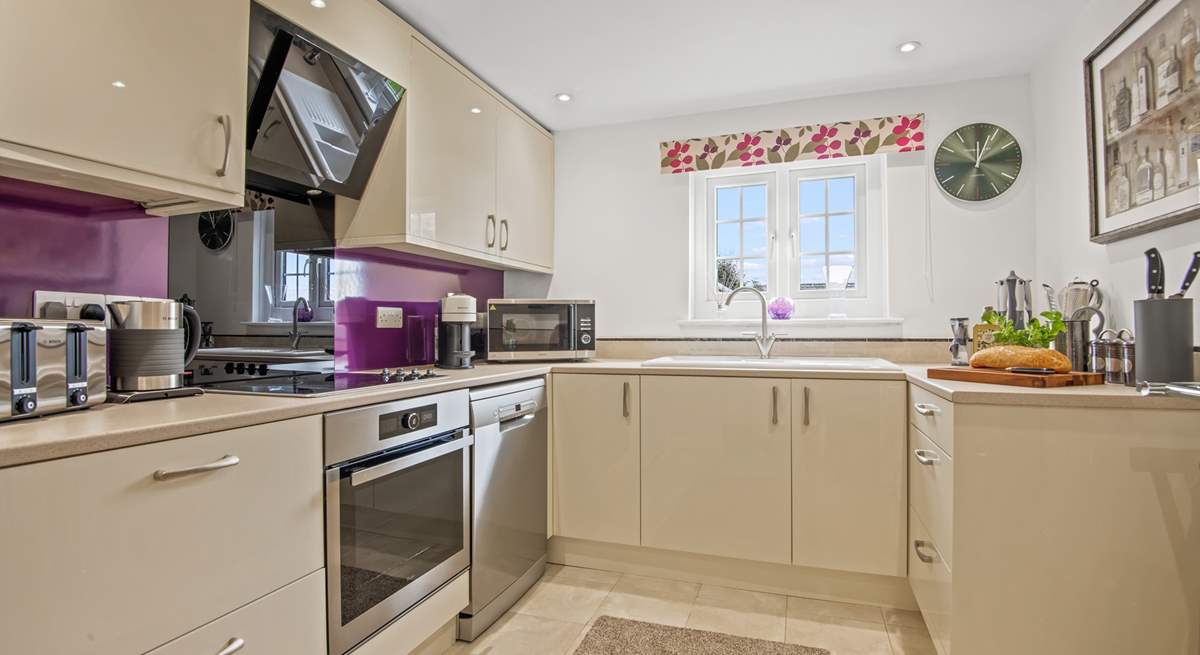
[
  {"x1": 487, "y1": 303, "x2": 575, "y2": 360},
  {"x1": 326, "y1": 429, "x2": 472, "y2": 655}
]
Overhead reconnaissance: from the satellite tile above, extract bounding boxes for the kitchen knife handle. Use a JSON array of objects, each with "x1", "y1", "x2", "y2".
[
  {"x1": 1180, "y1": 251, "x2": 1200, "y2": 295},
  {"x1": 1146, "y1": 248, "x2": 1165, "y2": 297}
]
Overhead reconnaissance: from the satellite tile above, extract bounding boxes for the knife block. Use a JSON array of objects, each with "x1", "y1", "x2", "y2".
[{"x1": 1133, "y1": 298, "x2": 1194, "y2": 383}]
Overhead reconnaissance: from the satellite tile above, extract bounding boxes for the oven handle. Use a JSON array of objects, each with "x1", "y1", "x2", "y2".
[{"x1": 350, "y1": 430, "x2": 473, "y2": 487}]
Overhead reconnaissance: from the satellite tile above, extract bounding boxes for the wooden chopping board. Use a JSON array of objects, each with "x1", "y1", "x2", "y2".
[{"x1": 926, "y1": 367, "x2": 1106, "y2": 388}]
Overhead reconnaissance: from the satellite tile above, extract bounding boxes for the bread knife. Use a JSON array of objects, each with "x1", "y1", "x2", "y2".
[
  {"x1": 1146, "y1": 248, "x2": 1165, "y2": 299},
  {"x1": 1170, "y1": 250, "x2": 1200, "y2": 298}
]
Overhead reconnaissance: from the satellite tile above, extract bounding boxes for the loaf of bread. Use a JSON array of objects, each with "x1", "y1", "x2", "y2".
[{"x1": 969, "y1": 345, "x2": 1072, "y2": 373}]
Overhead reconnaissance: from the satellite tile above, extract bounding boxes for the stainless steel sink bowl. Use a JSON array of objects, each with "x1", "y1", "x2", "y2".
[{"x1": 640, "y1": 355, "x2": 901, "y2": 372}]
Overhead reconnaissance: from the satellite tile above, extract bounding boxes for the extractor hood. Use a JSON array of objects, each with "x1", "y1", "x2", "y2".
[{"x1": 245, "y1": 2, "x2": 404, "y2": 204}]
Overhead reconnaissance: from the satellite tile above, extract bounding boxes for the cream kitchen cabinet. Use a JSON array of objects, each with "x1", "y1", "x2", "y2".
[
  {"x1": 792, "y1": 379, "x2": 906, "y2": 576},
  {"x1": 0, "y1": 0, "x2": 248, "y2": 214},
  {"x1": 552, "y1": 373, "x2": 641, "y2": 545},
  {"x1": 496, "y1": 109, "x2": 555, "y2": 269},
  {"x1": 0, "y1": 416, "x2": 324, "y2": 655},
  {"x1": 641, "y1": 375, "x2": 792, "y2": 564}
]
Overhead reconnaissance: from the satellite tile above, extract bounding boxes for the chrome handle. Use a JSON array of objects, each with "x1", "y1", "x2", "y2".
[
  {"x1": 913, "y1": 402, "x2": 942, "y2": 416},
  {"x1": 802, "y1": 385, "x2": 810, "y2": 427},
  {"x1": 486, "y1": 214, "x2": 496, "y2": 247},
  {"x1": 913, "y1": 539, "x2": 938, "y2": 564},
  {"x1": 351, "y1": 432, "x2": 473, "y2": 487},
  {"x1": 153, "y1": 454, "x2": 239, "y2": 481},
  {"x1": 216, "y1": 114, "x2": 232, "y2": 177},
  {"x1": 500, "y1": 219, "x2": 510, "y2": 251},
  {"x1": 622, "y1": 381, "x2": 631, "y2": 418},
  {"x1": 216, "y1": 638, "x2": 245, "y2": 655},
  {"x1": 771, "y1": 386, "x2": 779, "y2": 425},
  {"x1": 913, "y1": 449, "x2": 940, "y2": 466}
]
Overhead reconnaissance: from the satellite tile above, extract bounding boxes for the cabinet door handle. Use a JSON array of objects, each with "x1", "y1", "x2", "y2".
[
  {"x1": 771, "y1": 386, "x2": 779, "y2": 425},
  {"x1": 153, "y1": 454, "x2": 240, "y2": 481},
  {"x1": 913, "y1": 449, "x2": 940, "y2": 466},
  {"x1": 216, "y1": 114, "x2": 232, "y2": 177},
  {"x1": 913, "y1": 539, "x2": 938, "y2": 564},
  {"x1": 216, "y1": 638, "x2": 245, "y2": 655},
  {"x1": 622, "y1": 381, "x2": 631, "y2": 418},
  {"x1": 913, "y1": 402, "x2": 942, "y2": 416},
  {"x1": 486, "y1": 214, "x2": 496, "y2": 247},
  {"x1": 499, "y1": 219, "x2": 510, "y2": 251},
  {"x1": 802, "y1": 385, "x2": 810, "y2": 427}
]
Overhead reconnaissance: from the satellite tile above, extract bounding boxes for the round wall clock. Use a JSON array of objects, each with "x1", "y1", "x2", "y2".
[
  {"x1": 197, "y1": 210, "x2": 235, "y2": 251},
  {"x1": 934, "y1": 123, "x2": 1022, "y2": 201}
]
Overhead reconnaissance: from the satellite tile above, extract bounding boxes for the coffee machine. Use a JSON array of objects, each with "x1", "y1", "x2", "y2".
[{"x1": 437, "y1": 294, "x2": 476, "y2": 369}]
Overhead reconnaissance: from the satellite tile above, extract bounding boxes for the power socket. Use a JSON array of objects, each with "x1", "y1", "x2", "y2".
[{"x1": 375, "y1": 306, "x2": 405, "y2": 329}]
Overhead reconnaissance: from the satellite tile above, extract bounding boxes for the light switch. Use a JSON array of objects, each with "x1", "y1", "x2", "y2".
[{"x1": 375, "y1": 306, "x2": 405, "y2": 329}]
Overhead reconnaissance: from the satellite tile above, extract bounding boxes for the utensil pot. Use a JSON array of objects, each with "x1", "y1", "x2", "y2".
[{"x1": 1133, "y1": 298, "x2": 1194, "y2": 383}]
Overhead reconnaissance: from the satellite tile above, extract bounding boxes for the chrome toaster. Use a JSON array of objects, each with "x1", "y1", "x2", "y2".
[{"x1": 0, "y1": 318, "x2": 107, "y2": 422}]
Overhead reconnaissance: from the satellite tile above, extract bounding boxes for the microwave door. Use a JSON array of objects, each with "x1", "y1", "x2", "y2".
[{"x1": 488, "y1": 305, "x2": 572, "y2": 355}]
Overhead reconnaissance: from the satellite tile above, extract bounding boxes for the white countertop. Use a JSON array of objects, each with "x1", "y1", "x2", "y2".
[{"x1": 0, "y1": 359, "x2": 1194, "y2": 469}]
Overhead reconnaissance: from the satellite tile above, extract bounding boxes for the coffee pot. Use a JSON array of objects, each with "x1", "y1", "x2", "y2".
[
  {"x1": 1044, "y1": 278, "x2": 1103, "y2": 317},
  {"x1": 995, "y1": 271, "x2": 1033, "y2": 329},
  {"x1": 107, "y1": 299, "x2": 201, "y2": 391}
]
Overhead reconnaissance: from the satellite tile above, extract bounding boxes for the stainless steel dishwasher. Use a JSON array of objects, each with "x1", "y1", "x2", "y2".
[{"x1": 458, "y1": 377, "x2": 548, "y2": 641}]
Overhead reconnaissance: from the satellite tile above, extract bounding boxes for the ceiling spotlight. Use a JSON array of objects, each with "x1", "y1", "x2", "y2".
[
  {"x1": 470, "y1": 107, "x2": 482, "y2": 114},
  {"x1": 898, "y1": 41, "x2": 921, "y2": 54},
  {"x1": 310, "y1": 0, "x2": 327, "y2": 8},
  {"x1": 555, "y1": 93, "x2": 572, "y2": 102},
  {"x1": 111, "y1": 80, "x2": 126, "y2": 88}
]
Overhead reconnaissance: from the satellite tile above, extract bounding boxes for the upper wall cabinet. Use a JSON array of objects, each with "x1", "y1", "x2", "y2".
[
  {"x1": 497, "y1": 110, "x2": 555, "y2": 270},
  {"x1": 0, "y1": 0, "x2": 249, "y2": 214}
]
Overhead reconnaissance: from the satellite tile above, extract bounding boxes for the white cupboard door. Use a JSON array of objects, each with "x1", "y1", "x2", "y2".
[
  {"x1": 496, "y1": 109, "x2": 555, "y2": 269},
  {"x1": 0, "y1": 0, "x2": 248, "y2": 195},
  {"x1": 552, "y1": 374, "x2": 641, "y2": 545},
  {"x1": 408, "y1": 39, "x2": 498, "y2": 254},
  {"x1": 792, "y1": 380, "x2": 906, "y2": 576},
  {"x1": 0, "y1": 417, "x2": 324, "y2": 655},
  {"x1": 642, "y1": 376, "x2": 792, "y2": 564}
]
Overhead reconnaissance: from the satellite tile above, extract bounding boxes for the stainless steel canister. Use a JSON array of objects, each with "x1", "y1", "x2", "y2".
[{"x1": 1055, "y1": 319, "x2": 1091, "y2": 372}]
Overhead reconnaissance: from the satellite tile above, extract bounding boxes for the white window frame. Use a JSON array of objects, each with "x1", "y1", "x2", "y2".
[{"x1": 690, "y1": 156, "x2": 887, "y2": 320}]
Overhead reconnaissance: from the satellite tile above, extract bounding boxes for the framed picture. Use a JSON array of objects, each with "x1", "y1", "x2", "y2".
[{"x1": 1086, "y1": 0, "x2": 1200, "y2": 243}]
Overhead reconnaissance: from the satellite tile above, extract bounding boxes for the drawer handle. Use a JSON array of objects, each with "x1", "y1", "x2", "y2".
[
  {"x1": 216, "y1": 114, "x2": 232, "y2": 177},
  {"x1": 913, "y1": 402, "x2": 942, "y2": 417},
  {"x1": 622, "y1": 381, "x2": 631, "y2": 418},
  {"x1": 216, "y1": 637, "x2": 245, "y2": 655},
  {"x1": 153, "y1": 454, "x2": 240, "y2": 481},
  {"x1": 913, "y1": 449, "x2": 940, "y2": 466},
  {"x1": 913, "y1": 539, "x2": 939, "y2": 564},
  {"x1": 771, "y1": 386, "x2": 779, "y2": 425}
]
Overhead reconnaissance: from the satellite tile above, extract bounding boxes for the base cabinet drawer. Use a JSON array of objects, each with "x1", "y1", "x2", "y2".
[
  {"x1": 908, "y1": 425, "x2": 954, "y2": 567},
  {"x1": 908, "y1": 385, "x2": 954, "y2": 457},
  {"x1": 908, "y1": 507, "x2": 952, "y2": 655},
  {"x1": 148, "y1": 570, "x2": 326, "y2": 655},
  {"x1": 0, "y1": 416, "x2": 324, "y2": 655}
]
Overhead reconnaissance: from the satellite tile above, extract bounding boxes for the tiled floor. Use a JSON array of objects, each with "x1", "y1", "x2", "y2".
[{"x1": 445, "y1": 564, "x2": 936, "y2": 655}]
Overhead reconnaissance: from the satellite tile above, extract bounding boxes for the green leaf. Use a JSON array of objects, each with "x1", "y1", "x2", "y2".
[
  {"x1": 711, "y1": 151, "x2": 727, "y2": 168},
  {"x1": 882, "y1": 132, "x2": 899, "y2": 147},
  {"x1": 767, "y1": 149, "x2": 783, "y2": 164},
  {"x1": 858, "y1": 120, "x2": 869, "y2": 134},
  {"x1": 801, "y1": 140, "x2": 818, "y2": 154},
  {"x1": 845, "y1": 141, "x2": 861, "y2": 157},
  {"x1": 696, "y1": 157, "x2": 710, "y2": 171},
  {"x1": 707, "y1": 137, "x2": 718, "y2": 150},
  {"x1": 661, "y1": 156, "x2": 673, "y2": 167},
  {"x1": 780, "y1": 129, "x2": 791, "y2": 141},
  {"x1": 863, "y1": 134, "x2": 881, "y2": 154},
  {"x1": 784, "y1": 142, "x2": 800, "y2": 160}
]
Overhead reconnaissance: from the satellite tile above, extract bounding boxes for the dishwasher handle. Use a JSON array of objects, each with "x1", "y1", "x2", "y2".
[{"x1": 497, "y1": 399, "x2": 540, "y2": 423}]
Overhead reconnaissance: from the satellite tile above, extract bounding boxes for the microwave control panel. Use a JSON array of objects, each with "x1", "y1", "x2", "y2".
[{"x1": 575, "y1": 304, "x2": 595, "y2": 350}]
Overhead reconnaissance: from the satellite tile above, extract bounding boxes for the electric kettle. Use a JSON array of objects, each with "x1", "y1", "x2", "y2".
[{"x1": 107, "y1": 300, "x2": 201, "y2": 392}]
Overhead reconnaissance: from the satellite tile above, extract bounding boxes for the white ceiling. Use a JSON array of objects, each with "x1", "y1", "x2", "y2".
[{"x1": 378, "y1": 0, "x2": 1084, "y2": 131}]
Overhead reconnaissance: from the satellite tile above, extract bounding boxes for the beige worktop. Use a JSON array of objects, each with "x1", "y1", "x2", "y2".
[{"x1": 1, "y1": 359, "x2": 1195, "y2": 469}]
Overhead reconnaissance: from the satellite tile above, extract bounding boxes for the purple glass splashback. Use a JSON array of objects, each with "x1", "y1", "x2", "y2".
[
  {"x1": 0, "y1": 177, "x2": 167, "y2": 317},
  {"x1": 332, "y1": 247, "x2": 504, "y2": 371}
]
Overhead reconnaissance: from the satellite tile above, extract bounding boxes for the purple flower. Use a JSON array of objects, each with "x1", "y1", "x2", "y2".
[{"x1": 767, "y1": 296, "x2": 794, "y2": 320}]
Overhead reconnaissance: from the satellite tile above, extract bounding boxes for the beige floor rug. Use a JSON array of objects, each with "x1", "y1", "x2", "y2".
[{"x1": 572, "y1": 616, "x2": 831, "y2": 655}]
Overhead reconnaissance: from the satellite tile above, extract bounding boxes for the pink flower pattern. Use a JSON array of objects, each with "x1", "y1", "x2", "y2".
[{"x1": 659, "y1": 114, "x2": 925, "y2": 174}]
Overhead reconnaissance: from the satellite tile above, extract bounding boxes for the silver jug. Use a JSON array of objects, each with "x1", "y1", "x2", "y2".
[
  {"x1": 1054, "y1": 278, "x2": 1104, "y2": 318},
  {"x1": 996, "y1": 271, "x2": 1033, "y2": 329}
]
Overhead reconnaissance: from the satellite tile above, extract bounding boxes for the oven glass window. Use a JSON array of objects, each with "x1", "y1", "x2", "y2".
[
  {"x1": 489, "y1": 305, "x2": 572, "y2": 352},
  {"x1": 337, "y1": 444, "x2": 465, "y2": 626}
]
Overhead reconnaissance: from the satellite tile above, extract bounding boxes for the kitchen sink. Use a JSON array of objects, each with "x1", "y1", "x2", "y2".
[{"x1": 640, "y1": 355, "x2": 902, "y2": 372}]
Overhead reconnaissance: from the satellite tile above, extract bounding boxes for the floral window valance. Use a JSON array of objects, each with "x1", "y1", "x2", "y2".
[{"x1": 659, "y1": 113, "x2": 925, "y2": 174}]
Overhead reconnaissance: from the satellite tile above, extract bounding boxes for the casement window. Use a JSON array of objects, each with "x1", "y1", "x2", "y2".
[
  {"x1": 273, "y1": 250, "x2": 334, "y2": 309},
  {"x1": 691, "y1": 157, "x2": 886, "y2": 320}
]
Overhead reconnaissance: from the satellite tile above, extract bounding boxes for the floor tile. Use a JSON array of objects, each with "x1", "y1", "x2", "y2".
[
  {"x1": 881, "y1": 608, "x2": 927, "y2": 628},
  {"x1": 511, "y1": 565, "x2": 618, "y2": 624},
  {"x1": 784, "y1": 614, "x2": 893, "y2": 655},
  {"x1": 886, "y1": 622, "x2": 938, "y2": 655},
  {"x1": 446, "y1": 612, "x2": 584, "y2": 655},
  {"x1": 686, "y1": 584, "x2": 787, "y2": 641},
  {"x1": 788, "y1": 596, "x2": 886, "y2": 624},
  {"x1": 591, "y1": 574, "x2": 700, "y2": 627}
]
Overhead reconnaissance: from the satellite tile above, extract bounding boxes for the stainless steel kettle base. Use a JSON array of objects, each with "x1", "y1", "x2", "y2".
[{"x1": 107, "y1": 387, "x2": 204, "y2": 404}]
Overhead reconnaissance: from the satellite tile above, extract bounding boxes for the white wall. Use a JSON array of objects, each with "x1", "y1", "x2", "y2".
[
  {"x1": 509, "y1": 75, "x2": 1038, "y2": 338},
  {"x1": 1031, "y1": 0, "x2": 1200, "y2": 346}
]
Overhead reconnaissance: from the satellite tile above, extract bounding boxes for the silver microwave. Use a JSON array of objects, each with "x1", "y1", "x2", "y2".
[{"x1": 485, "y1": 299, "x2": 595, "y2": 361}]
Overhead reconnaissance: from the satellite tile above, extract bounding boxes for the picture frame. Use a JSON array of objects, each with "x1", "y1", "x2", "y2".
[{"x1": 1085, "y1": 0, "x2": 1200, "y2": 243}]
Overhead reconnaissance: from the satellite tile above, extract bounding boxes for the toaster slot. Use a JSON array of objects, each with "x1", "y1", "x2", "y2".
[
  {"x1": 65, "y1": 323, "x2": 94, "y2": 407},
  {"x1": 10, "y1": 322, "x2": 41, "y2": 416}
]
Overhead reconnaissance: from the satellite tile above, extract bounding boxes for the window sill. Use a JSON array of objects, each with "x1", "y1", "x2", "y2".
[{"x1": 680, "y1": 317, "x2": 904, "y2": 328}]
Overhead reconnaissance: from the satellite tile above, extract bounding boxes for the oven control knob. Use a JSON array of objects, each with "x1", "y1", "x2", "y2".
[
  {"x1": 235, "y1": 362, "x2": 246, "y2": 373},
  {"x1": 14, "y1": 396, "x2": 36, "y2": 415},
  {"x1": 224, "y1": 362, "x2": 235, "y2": 373},
  {"x1": 257, "y1": 364, "x2": 269, "y2": 375},
  {"x1": 69, "y1": 389, "x2": 88, "y2": 406},
  {"x1": 580, "y1": 333, "x2": 592, "y2": 345},
  {"x1": 402, "y1": 412, "x2": 422, "y2": 430}
]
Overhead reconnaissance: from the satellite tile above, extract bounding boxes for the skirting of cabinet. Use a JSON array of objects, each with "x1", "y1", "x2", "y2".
[{"x1": 548, "y1": 536, "x2": 917, "y2": 611}]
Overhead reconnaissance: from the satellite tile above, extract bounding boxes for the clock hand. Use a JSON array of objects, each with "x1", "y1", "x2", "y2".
[{"x1": 974, "y1": 142, "x2": 981, "y2": 168}]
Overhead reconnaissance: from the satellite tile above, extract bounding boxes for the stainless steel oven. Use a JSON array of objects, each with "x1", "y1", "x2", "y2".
[
  {"x1": 486, "y1": 299, "x2": 595, "y2": 361},
  {"x1": 324, "y1": 390, "x2": 471, "y2": 655}
]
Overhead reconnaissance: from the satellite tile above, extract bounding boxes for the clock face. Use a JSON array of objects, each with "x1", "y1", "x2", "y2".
[
  {"x1": 197, "y1": 210, "x2": 235, "y2": 251},
  {"x1": 934, "y1": 123, "x2": 1022, "y2": 201}
]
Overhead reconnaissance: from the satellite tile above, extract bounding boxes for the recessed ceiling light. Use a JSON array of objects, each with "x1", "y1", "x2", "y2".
[
  {"x1": 470, "y1": 107, "x2": 482, "y2": 114},
  {"x1": 898, "y1": 41, "x2": 921, "y2": 54},
  {"x1": 555, "y1": 93, "x2": 572, "y2": 103},
  {"x1": 111, "y1": 80, "x2": 126, "y2": 88},
  {"x1": 310, "y1": 0, "x2": 326, "y2": 8}
]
